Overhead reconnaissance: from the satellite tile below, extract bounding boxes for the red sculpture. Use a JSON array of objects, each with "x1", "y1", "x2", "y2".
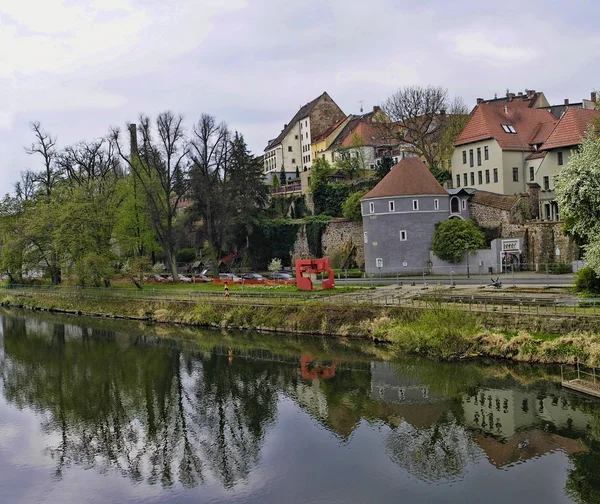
[{"x1": 295, "y1": 258, "x2": 335, "y2": 291}]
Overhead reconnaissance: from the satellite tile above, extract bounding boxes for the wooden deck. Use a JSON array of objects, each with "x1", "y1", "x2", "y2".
[{"x1": 561, "y1": 364, "x2": 600, "y2": 398}]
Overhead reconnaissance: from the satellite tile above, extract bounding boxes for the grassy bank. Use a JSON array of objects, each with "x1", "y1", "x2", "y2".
[{"x1": 2, "y1": 290, "x2": 600, "y2": 365}]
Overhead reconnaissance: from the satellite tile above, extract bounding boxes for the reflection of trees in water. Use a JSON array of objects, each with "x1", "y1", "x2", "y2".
[
  {"x1": 0, "y1": 316, "x2": 288, "y2": 489},
  {"x1": 385, "y1": 412, "x2": 481, "y2": 483}
]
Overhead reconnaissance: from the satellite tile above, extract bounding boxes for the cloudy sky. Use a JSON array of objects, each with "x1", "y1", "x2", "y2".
[{"x1": 0, "y1": 0, "x2": 599, "y2": 194}]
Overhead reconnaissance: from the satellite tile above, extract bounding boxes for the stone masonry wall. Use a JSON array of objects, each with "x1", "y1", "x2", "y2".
[{"x1": 292, "y1": 219, "x2": 365, "y2": 268}]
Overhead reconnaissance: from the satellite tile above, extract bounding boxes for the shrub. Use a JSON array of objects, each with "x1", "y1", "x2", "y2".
[
  {"x1": 431, "y1": 219, "x2": 486, "y2": 263},
  {"x1": 342, "y1": 190, "x2": 367, "y2": 221},
  {"x1": 176, "y1": 248, "x2": 196, "y2": 263},
  {"x1": 268, "y1": 258, "x2": 282, "y2": 272},
  {"x1": 547, "y1": 263, "x2": 572, "y2": 274},
  {"x1": 574, "y1": 266, "x2": 600, "y2": 295}
]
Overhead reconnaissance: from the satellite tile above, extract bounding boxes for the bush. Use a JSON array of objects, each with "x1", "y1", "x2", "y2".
[
  {"x1": 268, "y1": 258, "x2": 282, "y2": 272},
  {"x1": 547, "y1": 263, "x2": 573, "y2": 274},
  {"x1": 342, "y1": 190, "x2": 367, "y2": 221},
  {"x1": 574, "y1": 266, "x2": 600, "y2": 295},
  {"x1": 431, "y1": 219, "x2": 486, "y2": 263},
  {"x1": 176, "y1": 248, "x2": 196, "y2": 263}
]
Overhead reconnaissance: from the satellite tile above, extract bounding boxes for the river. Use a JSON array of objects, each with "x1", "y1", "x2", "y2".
[{"x1": 0, "y1": 308, "x2": 598, "y2": 503}]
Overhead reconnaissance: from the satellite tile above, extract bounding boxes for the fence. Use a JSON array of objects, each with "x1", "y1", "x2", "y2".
[{"x1": 561, "y1": 363, "x2": 600, "y2": 398}]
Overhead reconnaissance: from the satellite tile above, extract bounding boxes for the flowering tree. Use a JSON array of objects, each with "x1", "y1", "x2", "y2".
[{"x1": 555, "y1": 127, "x2": 600, "y2": 273}]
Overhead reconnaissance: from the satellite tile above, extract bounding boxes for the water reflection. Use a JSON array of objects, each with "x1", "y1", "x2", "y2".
[{"x1": 1, "y1": 310, "x2": 600, "y2": 503}]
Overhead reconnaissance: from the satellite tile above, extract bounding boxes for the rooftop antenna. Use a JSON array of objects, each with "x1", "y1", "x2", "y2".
[{"x1": 359, "y1": 100, "x2": 364, "y2": 114}]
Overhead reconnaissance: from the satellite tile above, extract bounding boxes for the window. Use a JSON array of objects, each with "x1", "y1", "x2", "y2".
[
  {"x1": 434, "y1": 199, "x2": 439, "y2": 210},
  {"x1": 529, "y1": 166, "x2": 534, "y2": 181},
  {"x1": 412, "y1": 200, "x2": 419, "y2": 211},
  {"x1": 478, "y1": 171, "x2": 482, "y2": 184},
  {"x1": 295, "y1": 135, "x2": 298, "y2": 140},
  {"x1": 512, "y1": 167, "x2": 519, "y2": 182},
  {"x1": 501, "y1": 124, "x2": 517, "y2": 133},
  {"x1": 305, "y1": 120, "x2": 308, "y2": 127},
  {"x1": 307, "y1": 154, "x2": 311, "y2": 162},
  {"x1": 470, "y1": 172, "x2": 475, "y2": 186},
  {"x1": 463, "y1": 173, "x2": 468, "y2": 186},
  {"x1": 477, "y1": 148, "x2": 481, "y2": 166},
  {"x1": 288, "y1": 146, "x2": 292, "y2": 152},
  {"x1": 389, "y1": 201, "x2": 395, "y2": 212},
  {"x1": 399, "y1": 230, "x2": 407, "y2": 241},
  {"x1": 469, "y1": 149, "x2": 474, "y2": 167},
  {"x1": 484, "y1": 146, "x2": 489, "y2": 160},
  {"x1": 364, "y1": 232, "x2": 368, "y2": 244},
  {"x1": 462, "y1": 199, "x2": 467, "y2": 210},
  {"x1": 462, "y1": 151, "x2": 467, "y2": 164},
  {"x1": 558, "y1": 151, "x2": 563, "y2": 165},
  {"x1": 369, "y1": 202, "x2": 374, "y2": 214},
  {"x1": 493, "y1": 168, "x2": 498, "y2": 183},
  {"x1": 485, "y1": 170, "x2": 490, "y2": 184},
  {"x1": 543, "y1": 176, "x2": 549, "y2": 190},
  {"x1": 456, "y1": 174, "x2": 461, "y2": 187},
  {"x1": 291, "y1": 158, "x2": 296, "y2": 164},
  {"x1": 451, "y1": 197, "x2": 459, "y2": 213}
]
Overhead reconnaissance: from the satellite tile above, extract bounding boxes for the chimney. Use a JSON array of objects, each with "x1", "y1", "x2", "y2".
[
  {"x1": 526, "y1": 89, "x2": 536, "y2": 98},
  {"x1": 373, "y1": 106, "x2": 381, "y2": 112},
  {"x1": 129, "y1": 124, "x2": 138, "y2": 156},
  {"x1": 476, "y1": 98, "x2": 484, "y2": 104},
  {"x1": 564, "y1": 98, "x2": 569, "y2": 105},
  {"x1": 592, "y1": 91, "x2": 597, "y2": 103},
  {"x1": 518, "y1": 91, "x2": 523, "y2": 97},
  {"x1": 507, "y1": 93, "x2": 515, "y2": 101}
]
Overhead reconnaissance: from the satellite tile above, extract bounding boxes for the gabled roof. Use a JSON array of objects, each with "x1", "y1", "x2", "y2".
[
  {"x1": 265, "y1": 92, "x2": 335, "y2": 150},
  {"x1": 471, "y1": 191, "x2": 517, "y2": 211},
  {"x1": 362, "y1": 157, "x2": 447, "y2": 199},
  {"x1": 456, "y1": 97, "x2": 555, "y2": 151},
  {"x1": 541, "y1": 107, "x2": 600, "y2": 150},
  {"x1": 312, "y1": 116, "x2": 348, "y2": 143}
]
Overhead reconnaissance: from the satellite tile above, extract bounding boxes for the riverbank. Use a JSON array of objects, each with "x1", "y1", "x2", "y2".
[{"x1": 2, "y1": 289, "x2": 600, "y2": 365}]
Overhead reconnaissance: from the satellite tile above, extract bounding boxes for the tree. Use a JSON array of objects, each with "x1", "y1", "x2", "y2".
[
  {"x1": 25, "y1": 122, "x2": 60, "y2": 198},
  {"x1": 376, "y1": 155, "x2": 395, "y2": 180},
  {"x1": 279, "y1": 166, "x2": 287, "y2": 186},
  {"x1": 431, "y1": 219, "x2": 486, "y2": 263},
  {"x1": 335, "y1": 132, "x2": 367, "y2": 179},
  {"x1": 382, "y1": 86, "x2": 469, "y2": 172},
  {"x1": 111, "y1": 113, "x2": 189, "y2": 281},
  {"x1": 342, "y1": 190, "x2": 367, "y2": 221},
  {"x1": 555, "y1": 127, "x2": 600, "y2": 274}
]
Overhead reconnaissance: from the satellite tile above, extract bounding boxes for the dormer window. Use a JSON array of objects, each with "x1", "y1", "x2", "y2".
[{"x1": 501, "y1": 124, "x2": 517, "y2": 134}]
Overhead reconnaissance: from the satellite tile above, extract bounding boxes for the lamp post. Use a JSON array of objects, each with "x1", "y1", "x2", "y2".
[{"x1": 465, "y1": 241, "x2": 470, "y2": 279}]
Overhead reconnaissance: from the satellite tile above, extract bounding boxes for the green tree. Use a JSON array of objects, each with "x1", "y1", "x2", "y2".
[
  {"x1": 342, "y1": 190, "x2": 367, "y2": 221},
  {"x1": 279, "y1": 166, "x2": 287, "y2": 186},
  {"x1": 335, "y1": 133, "x2": 367, "y2": 179},
  {"x1": 555, "y1": 128, "x2": 600, "y2": 274},
  {"x1": 295, "y1": 166, "x2": 300, "y2": 178},
  {"x1": 431, "y1": 218, "x2": 486, "y2": 263},
  {"x1": 376, "y1": 155, "x2": 395, "y2": 180},
  {"x1": 309, "y1": 157, "x2": 334, "y2": 193}
]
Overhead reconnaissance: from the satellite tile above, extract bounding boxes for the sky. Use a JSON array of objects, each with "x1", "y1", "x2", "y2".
[{"x1": 0, "y1": 0, "x2": 599, "y2": 195}]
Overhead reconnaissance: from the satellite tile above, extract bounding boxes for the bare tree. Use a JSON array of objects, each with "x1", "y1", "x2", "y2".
[
  {"x1": 382, "y1": 86, "x2": 469, "y2": 172},
  {"x1": 111, "y1": 112, "x2": 189, "y2": 281},
  {"x1": 58, "y1": 138, "x2": 121, "y2": 188},
  {"x1": 14, "y1": 170, "x2": 37, "y2": 202},
  {"x1": 24, "y1": 122, "x2": 60, "y2": 197}
]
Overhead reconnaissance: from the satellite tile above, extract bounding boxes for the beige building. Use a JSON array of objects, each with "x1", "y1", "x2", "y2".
[
  {"x1": 263, "y1": 92, "x2": 345, "y2": 183},
  {"x1": 452, "y1": 90, "x2": 599, "y2": 221}
]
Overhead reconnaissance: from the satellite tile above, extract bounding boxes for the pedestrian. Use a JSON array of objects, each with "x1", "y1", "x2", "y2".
[{"x1": 224, "y1": 280, "x2": 230, "y2": 300}]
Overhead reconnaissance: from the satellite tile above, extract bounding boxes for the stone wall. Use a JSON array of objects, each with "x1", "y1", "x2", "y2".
[{"x1": 291, "y1": 219, "x2": 365, "y2": 268}]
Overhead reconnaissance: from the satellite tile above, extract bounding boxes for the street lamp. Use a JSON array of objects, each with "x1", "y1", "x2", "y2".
[{"x1": 465, "y1": 241, "x2": 470, "y2": 279}]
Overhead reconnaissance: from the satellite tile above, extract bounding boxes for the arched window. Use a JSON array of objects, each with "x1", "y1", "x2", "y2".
[{"x1": 451, "y1": 196, "x2": 460, "y2": 214}]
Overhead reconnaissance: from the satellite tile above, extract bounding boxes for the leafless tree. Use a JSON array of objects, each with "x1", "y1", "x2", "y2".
[
  {"x1": 58, "y1": 138, "x2": 121, "y2": 188},
  {"x1": 382, "y1": 86, "x2": 469, "y2": 171},
  {"x1": 24, "y1": 122, "x2": 61, "y2": 197},
  {"x1": 14, "y1": 170, "x2": 37, "y2": 202},
  {"x1": 111, "y1": 112, "x2": 189, "y2": 281}
]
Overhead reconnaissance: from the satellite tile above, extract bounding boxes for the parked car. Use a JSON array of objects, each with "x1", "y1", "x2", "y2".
[
  {"x1": 147, "y1": 274, "x2": 167, "y2": 283},
  {"x1": 194, "y1": 274, "x2": 212, "y2": 283},
  {"x1": 219, "y1": 273, "x2": 241, "y2": 283},
  {"x1": 269, "y1": 272, "x2": 294, "y2": 281},
  {"x1": 168, "y1": 274, "x2": 192, "y2": 283},
  {"x1": 242, "y1": 273, "x2": 266, "y2": 282}
]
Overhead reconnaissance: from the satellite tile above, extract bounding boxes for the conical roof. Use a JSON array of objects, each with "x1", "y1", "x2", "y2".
[{"x1": 362, "y1": 157, "x2": 447, "y2": 199}]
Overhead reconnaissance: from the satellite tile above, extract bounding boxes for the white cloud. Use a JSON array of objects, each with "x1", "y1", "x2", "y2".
[{"x1": 450, "y1": 31, "x2": 537, "y2": 65}]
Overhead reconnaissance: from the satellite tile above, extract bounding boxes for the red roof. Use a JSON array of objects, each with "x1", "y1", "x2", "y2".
[
  {"x1": 456, "y1": 98, "x2": 555, "y2": 151},
  {"x1": 541, "y1": 107, "x2": 600, "y2": 150},
  {"x1": 362, "y1": 157, "x2": 447, "y2": 199}
]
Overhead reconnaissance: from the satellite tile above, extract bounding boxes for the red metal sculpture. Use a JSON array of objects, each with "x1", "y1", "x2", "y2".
[{"x1": 295, "y1": 258, "x2": 335, "y2": 291}]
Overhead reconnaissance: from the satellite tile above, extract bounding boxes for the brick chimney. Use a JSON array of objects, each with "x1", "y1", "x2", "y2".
[
  {"x1": 507, "y1": 93, "x2": 515, "y2": 101},
  {"x1": 476, "y1": 98, "x2": 484, "y2": 104},
  {"x1": 592, "y1": 91, "x2": 597, "y2": 103},
  {"x1": 526, "y1": 89, "x2": 536, "y2": 98},
  {"x1": 564, "y1": 98, "x2": 569, "y2": 105},
  {"x1": 373, "y1": 106, "x2": 381, "y2": 112},
  {"x1": 518, "y1": 91, "x2": 523, "y2": 97}
]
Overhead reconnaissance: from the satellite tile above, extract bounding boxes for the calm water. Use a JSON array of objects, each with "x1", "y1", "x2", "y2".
[{"x1": 0, "y1": 310, "x2": 599, "y2": 503}]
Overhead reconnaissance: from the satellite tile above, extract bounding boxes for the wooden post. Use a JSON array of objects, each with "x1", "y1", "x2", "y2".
[
  {"x1": 561, "y1": 364, "x2": 564, "y2": 383},
  {"x1": 577, "y1": 361, "x2": 580, "y2": 381}
]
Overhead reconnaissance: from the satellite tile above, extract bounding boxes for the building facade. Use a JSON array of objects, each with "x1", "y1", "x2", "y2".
[{"x1": 361, "y1": 157, "x2": 468, "y2": 274}]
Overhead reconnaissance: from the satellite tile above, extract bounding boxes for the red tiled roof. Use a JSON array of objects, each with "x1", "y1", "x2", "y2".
[
  {"x1": 312, "y1": 117, "x2": 348, "y2": 143},
  {"x1": 362, "y1": 157, "x2": 447, "y2": 199},
  {"x1": 471, "y1": 191, "x2": 517, "y2": 211},
  {"x1": 541, "y1": 107, "x2": 600, "y2": 150},
  {"x1": 529, "y1": 120, "x2": 558, "y2": 145},
  {"x1": 525, "y1": 151, "x2": 547, "y2": 160},
  {"x1": 456, "y1": 98, "x2": 555, "y2": 151}
]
